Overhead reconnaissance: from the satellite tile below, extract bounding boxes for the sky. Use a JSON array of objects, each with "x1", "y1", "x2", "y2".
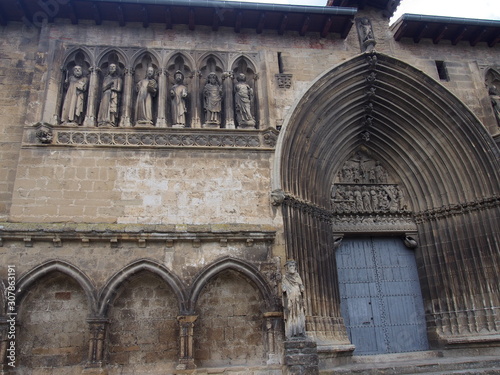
[{"x1": 224, "y1": 0, "x2": 500, "y2": 23}]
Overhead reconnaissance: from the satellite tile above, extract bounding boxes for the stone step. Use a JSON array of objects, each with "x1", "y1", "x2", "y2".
[{"x1": 320, "y1": 353, "x2": 500, "y2": 375}]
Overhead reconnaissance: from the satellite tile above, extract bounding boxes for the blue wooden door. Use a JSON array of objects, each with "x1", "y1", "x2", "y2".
[{"x1": 336, "y1": 237, "x2": 428, "y2": 355}]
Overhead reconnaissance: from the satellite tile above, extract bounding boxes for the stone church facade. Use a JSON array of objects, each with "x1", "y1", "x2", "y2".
[{"x1": 0, "y1": 0, "x2": 499, "y2": 374}]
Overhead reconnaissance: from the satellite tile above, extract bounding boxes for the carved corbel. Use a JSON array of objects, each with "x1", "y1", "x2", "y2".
[
  {"x1": 332, "y1": 234, "x2": 344, "y2": 251},
  {"x1": 403, "y1": 233, "x2": 418, "y2": 249},
  {"x1": 34, "y1": 123, "x2": 54, "y2": 144},
  {"x1": 271, "y1": 189, "x2": 286, "y2": 206}
]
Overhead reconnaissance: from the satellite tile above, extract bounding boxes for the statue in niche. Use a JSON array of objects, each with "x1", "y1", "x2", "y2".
[
  {"x1": 234, "y1": 73, "x2": 256, "y2": 128},
  {"x1": 135, "y1": 66, "x2": 158, "y2": 126},
  {"x1": 356, "y1": 17, "x2": 376, "y2": 53},
  {"x1": 61, "y1": 65, "x2": 88, "y2": 125},
  {"x1": 170, "y1": 70, "x2": 188, "y2": 127},
  {"x1": 97, "y1": 63, "x2": 122, "y2": 127},
  {"x1": 282, "y1": 260, "x2": 306, "y2": 340},
  {"x1": 489, "y1": 85, "x2": 500, "y2": 127},
  {"x1": 203, "y1": 72, "x2": 223, "y2": 127}
]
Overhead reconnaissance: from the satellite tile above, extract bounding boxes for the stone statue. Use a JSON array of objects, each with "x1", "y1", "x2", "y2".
[
  {"x1": 234, "y1": 73, "x2": 256, "y2": 128},
  {"x1": 61, "y1": 65, "x2": 88, "y2": 125},
  {"x1": 135, "y1": 66, "x2": 158, "y2": 126},
  {"x1": 203, "y1": 72, "x2": 223, "y2": 127},
  {"x1": 357, "y1": 17, "x2": 376, "y2": 52},
  {"x1": 170, "y1": 70, "x2": 188, "y2": 127},
  {"x1": 489, "y1": 85, "x2": 500, "y2": 127},
  {"x1": 97, "y1": 63, "x2": 122, "y2": 127},
  {"x1": 282, "y1": 260, "x2": 306, "y2": 339}
]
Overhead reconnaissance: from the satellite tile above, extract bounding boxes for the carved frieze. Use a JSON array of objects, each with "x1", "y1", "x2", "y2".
[{"x1": 28, "y1": 124, "x2": 279, "y2": 150}]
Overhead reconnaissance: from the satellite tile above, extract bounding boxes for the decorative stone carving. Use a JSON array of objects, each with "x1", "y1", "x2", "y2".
[
  {"x1": 97, "y1": 63, "x2": 122, "y2": 127},
  {"x1": 271, "y1": 189, "x2": 286, "y2": 206},
  {"x1": 134, "y1": 66, "x2": 158, "y2": 126},
  {"x1": 202, "y1": 72, "x2": 223, "y2": 128},
  {"x1": 488, "y1": 85, "x2": 500, "y2": 127},
  {"x1": 86, "y1": 319, "x2": 108, "y2": 368},
  {"x1": 61, "y1": 65, "x2": 88, "y2": 125},
  {"x1": 282, "y1": 260, "x2": 306, "y2": 340},
  {"x1": 276, "y1": 73, "x2": 292, "y2": 89},
  {"x1": 331, "y1": 152, "x2": 409, "y2": 217},
  {"x1": 35, "y1": 124, "x2": 53, "y2": 144},
  {"x1": 356, "y1": 17, "x2": 376, "y2": 53},
  {"x1": 234, "y1": 73, "x2": 256, "y2": 128},
  {"x1": 170, "y1": 70, "x2": 188, "y2": 128}
]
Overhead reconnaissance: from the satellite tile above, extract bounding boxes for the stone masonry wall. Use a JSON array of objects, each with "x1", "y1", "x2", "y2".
[{"x1": 17, "y1": 272, "x2": 89, "y2": 372}]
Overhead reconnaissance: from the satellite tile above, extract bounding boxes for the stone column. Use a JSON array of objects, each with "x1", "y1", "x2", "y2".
[
  {"x1": 156, "y1": 68, "x2": 167, "y2": 127},
  {"x1": 176, "y1": 315, "x2": 197, "y2": 370},
  {"x1": 84, "y1": 318, "x2": 108, "y2": 374},
  {"x1": 191, "y1": 71, "x2": 202, "y2": 128},
  {"x1": 119, "y1": 68, "x2": 134, "y2": 127},
  {"x1": 222, "y1": 71, "x2": 235, "y2": 129},
  {"x1": 83, "y1": 67, "x2": 100, "y2": 127},
  {"x1": 264, "y1": 312, "x2": 283, "y2": 365}
]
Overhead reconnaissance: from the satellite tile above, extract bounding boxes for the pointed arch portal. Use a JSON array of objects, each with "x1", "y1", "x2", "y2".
[{"x1": 274, "y1": 52, "x2": 500, "y2": 352}]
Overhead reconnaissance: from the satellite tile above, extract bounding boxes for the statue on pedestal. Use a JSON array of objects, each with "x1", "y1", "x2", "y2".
[
  {"x1": 135, "y1": 66, "x2": 157, "y2": 126},
  {"x1": 170, "y1": 70, "x2": 188, "y2": 127},
  {"x1": 282, "y1": 260, "x2": 306, "y2": 340},
  {"x1": 97, "y1": 63, "x2": 122, "y2": 127}
]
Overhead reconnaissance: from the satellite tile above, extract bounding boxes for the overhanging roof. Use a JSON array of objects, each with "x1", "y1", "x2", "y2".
[
  {"x1": 391, "y1": 14, "x2": 500, "y2": 47},
  {"x1": 328, "y1": 0, "x2": 400, "y2": 18},
  {"x1": 0, "y1": 0, "x2": 357, "y2": 38}
]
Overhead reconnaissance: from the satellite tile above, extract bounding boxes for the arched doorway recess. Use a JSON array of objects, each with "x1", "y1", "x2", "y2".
[{"x1": 273, "y1": 52, "x2": 500, "y2": 352}]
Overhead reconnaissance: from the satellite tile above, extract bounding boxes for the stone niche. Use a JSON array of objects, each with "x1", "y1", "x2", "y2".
[{"x1": 51, "y1": 47, "x2": 262, "y2": 130}]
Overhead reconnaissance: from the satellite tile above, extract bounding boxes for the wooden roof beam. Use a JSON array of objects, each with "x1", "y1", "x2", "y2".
[
  {"x1": 92, "y1": 3, "x2": 101, "y2": 25},
  {"x1": 452, "y1": 25, "x2": 467, "y2": 45},
  {"x1": 433, "y1": 24, "x2": 447, "y2": 44},
  {"x1": 117, "y1": 4, "x2": 125, "y2": 26},
  {"x1": 0, "y1": 4, "x2": 8, "y2": 26},
  {"x1": 189, "y1": 8, "x2": 195, "y2": 31},
  {"x1": 393, "y1": 21, "x2": 408, "y2": 41},
  {"x1": 212, "y1": 9, "x2": 220, "y2": 31},
  {"x1": 470, "y1": 27, "x2": 488, "y2": 46},
  {"x1": 256, "y1": 12, "x2": 266, "y2": 34},
  {"x1": 321, "y1": 16, "x2": 333, "y2": 38},
  {"x1": 165, "y1": 7, "x2": 172, "y2": 29},
  {"x1": 340, "y1": 17, "x2": 353, "y2": 39},
  {"x1": 141, "y1": 5, "x2": 149, "y2": 28},
  {"x1": 413, "y1": 22, "x2": 428, "y2": 43},
  {"x1": 488, "y1": 33, "x2": 500, "y2": 47},
  {"x1": 234, "y1": 11, "x2": 242, "y2": 33},
  {"x1": 67, "y1": 0, "x2": 78, "y2": 25},
  {"x1": 300, "y1": 15, "x2": 310, "y2": 36},
  {"x1": 16, "y1": 0, "x2": 31, "y2": 21},
  {"x1": 279, "y1": 13, "x2": 288, "y2": 35}
]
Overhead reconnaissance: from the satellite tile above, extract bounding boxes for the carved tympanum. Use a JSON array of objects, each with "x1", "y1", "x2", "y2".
[{"x1": 331, "y1": 151, "x2": 407, "y2": 214}]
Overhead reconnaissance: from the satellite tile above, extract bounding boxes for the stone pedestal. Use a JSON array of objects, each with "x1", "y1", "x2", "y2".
[{"x1": 284, "y1": 339, "x2": 319, "y2": 375}]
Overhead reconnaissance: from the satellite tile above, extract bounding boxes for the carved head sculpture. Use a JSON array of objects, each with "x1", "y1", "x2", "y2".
[
  {"x1": 236, "y1": 73, "x2": 247, "y2": 83},
  {"x1": 73, "y1": 65, "x2": 83, "y2": 78},
  {"x1": 146, "y1": 66, "x2": 155, "y2": 78},
  {"x1": 174, "y1": 70, "x2": 184, "y2": 83},
  {"x1": 207, "y1": 72, "x2": 219, "y2": 85},
  {"x1": 284, "y1": 260, "x2": 297, "y2": 274},
  {"x1": 108, "y1": 63, "x2": 117, "y2": 75}
]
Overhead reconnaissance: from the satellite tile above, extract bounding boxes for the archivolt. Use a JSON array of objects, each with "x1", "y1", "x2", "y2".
[
  {"x1": 97, "y1": 259, "x2": 187, "y2": 317},
  {"x1": 188, "y1": 257, "x2": 276, "y2": 312},
  {"x1": 15, "y1": 260, "x2": 98, "y2": 315},
  {"x1": 274, "y1": 52, "x2": 500, "y2": 211}
]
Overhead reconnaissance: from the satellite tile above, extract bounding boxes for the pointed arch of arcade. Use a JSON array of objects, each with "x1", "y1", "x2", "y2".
[
  {"x1": 273, "y1": 52, "x2": 500, "y2": 344},
  {"x1": 15, "y1": 260, "x2": 98, "y2": 315},
  {"x1": 97, "y1": 259, "x2": 188, "y2": 317},
  {"x1": 188, "y1": 257, "x2": 276, "y2": 313}
]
